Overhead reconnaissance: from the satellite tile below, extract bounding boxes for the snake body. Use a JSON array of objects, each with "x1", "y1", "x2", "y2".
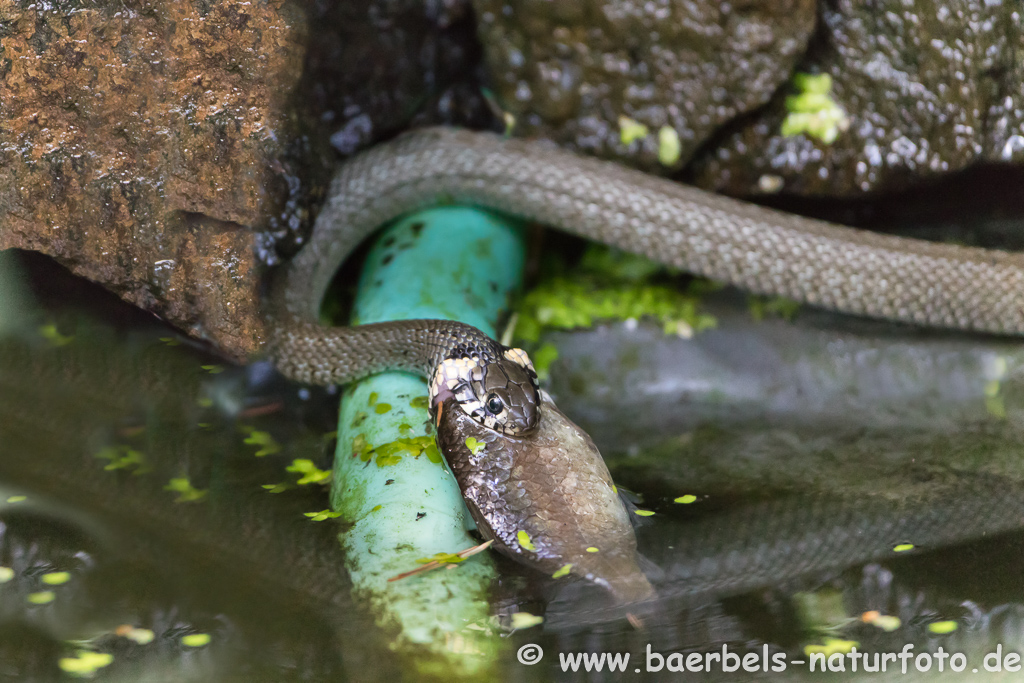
[{"x1": 272, "y1": 126, "x2": 1024, "y2": 386}]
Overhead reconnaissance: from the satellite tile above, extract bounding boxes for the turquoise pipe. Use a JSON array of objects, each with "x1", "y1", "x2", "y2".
[{"x1": 329, "y1": 207, "x2": 526, "y2": 679}]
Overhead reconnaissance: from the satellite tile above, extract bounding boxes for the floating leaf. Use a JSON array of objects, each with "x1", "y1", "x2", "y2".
[
  {"x1": 285, "y1": 459, "x2": 331, "y2": 485},
  {"x1": 39, "y1": 323, "x2": 73, "y2": 346},
  {"x1": 59, "y1": 650, "x2": 114, "y2": 677},
  {"x1": 861, "y1": 610, "x2": 901, "y2": 631},
  {"x1": 928, "y1": 620, "x2": 958, "y2": 634},
  {"x1": 115, "y1": 625, "x2": 155, "y2": 644},
  {"x1": 181, "y1": 633, "x2": 211, "y2": 647},
  {"x1": 95, "y1": 446, "x2": 147, "y2": 472},
  {"x1": 164, "y1": 478, "x2": 207, "y2": 503},
  {"x1": 552, "y1": 564, "x2": 573, "y2": 579},
  {"x1": 874, "y1": 616, "x2": 902, "y2": 632},
  {"x1": 242, "y1": 429, "x2": 280, "y2": 457},
  {"x1": 27, "y1": 591, "x2": 55, "y2": 604},
  {"x1": 804, "y1": 638, "x2": 859, "y2": 657},
  {"x1": 41, "y1": 572, "x2": 71, "y2": 585},
  {"x1": 304, "y1": 509, "x2": 342, "y2": 522},
  {"x1": 511, "y1": 612, "x2": 544, "y2": 629}
]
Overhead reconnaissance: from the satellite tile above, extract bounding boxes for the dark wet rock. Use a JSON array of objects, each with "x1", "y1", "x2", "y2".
[
  {"x1": 473, "y1": 0, "x2": 816, "y2": 172},
  {"x1": 693, "y1": 0, "x2": 1024, "y2": 196},
  {"x1": 301, "y1": 0, "x2": 488, "y2": 158},
  {"x1": 0, "y1": 0, "x2": 309, "y2": 360}
]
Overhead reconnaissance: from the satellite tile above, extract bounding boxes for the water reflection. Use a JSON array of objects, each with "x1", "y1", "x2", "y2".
[
  {"x1": 5, "y1": 250, "x2": 1024, "y2": 681},
  {"x1": 0, "y1": 251, "x2": 387, "y2": 682}
]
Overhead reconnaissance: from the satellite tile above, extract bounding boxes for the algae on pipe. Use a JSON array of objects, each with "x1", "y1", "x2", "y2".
[{"x1": 330, "y1": 207, "x2": 525, "y2": 679}]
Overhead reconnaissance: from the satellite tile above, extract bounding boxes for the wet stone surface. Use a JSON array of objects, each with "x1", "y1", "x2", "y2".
[
  {"x1": 0, "y1": 0, "x2": 308, "y2": 360},
  {"x1": 302, "y1": 0, "x2": 488, "y2": 159},
  {"x1": 693, "y1": 0, "x2": 1024, "y2": 196},
  {"x1": 474, "y1": 0, "x2": 816, "y2": 172},
  {"x1": 0, "y1": 0, "x2": 492, "y2": 362}
]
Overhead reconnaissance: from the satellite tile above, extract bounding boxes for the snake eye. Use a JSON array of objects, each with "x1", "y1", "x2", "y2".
[{"x1": 486, "y1": 394, "x2": 504, "y2": 415}]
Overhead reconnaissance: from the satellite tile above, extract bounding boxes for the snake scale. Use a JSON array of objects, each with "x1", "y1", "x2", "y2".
[{"x1": 271, "y1": 126, "x2": 1024, "y2": 396}]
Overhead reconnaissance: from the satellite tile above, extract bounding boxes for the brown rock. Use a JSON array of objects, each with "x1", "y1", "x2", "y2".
[
  {"x1": 0, "y1": 0, "x2": 307, "y2": 360},
  {"x1": 693, "y1": 0, "x2": 1024, "y2": 196},
  {"x1": 473, "y1": 0, "x2": 816, "y2": 172}
]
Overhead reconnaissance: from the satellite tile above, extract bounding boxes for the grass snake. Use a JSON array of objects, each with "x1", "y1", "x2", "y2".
[{"x1": 271, "y1": 126, "x2": 1024, "y2": 426}]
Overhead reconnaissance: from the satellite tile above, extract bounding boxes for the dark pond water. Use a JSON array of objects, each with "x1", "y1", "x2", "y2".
[{"x1": 5, "y1": 246, "x2": 1024, "y2": 683}]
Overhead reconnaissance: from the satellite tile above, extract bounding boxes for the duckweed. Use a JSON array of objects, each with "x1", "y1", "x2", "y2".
[
  {"x1": 59, "y1": 651, "x2": 113, "y2": 676},
  {"x1": 242, "y1": 428, "x2": 281, "y2": 457},
  {"x1": 164, "y1": 477, "x2": 207, "y2": 503},
  {"x1": 285, "y1": 459, "x2": 331, "y2": 485}
]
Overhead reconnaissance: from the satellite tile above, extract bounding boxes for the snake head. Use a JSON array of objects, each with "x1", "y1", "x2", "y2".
[{"x1": 429, "y1": 347, "x2": 540, "y2": 435}]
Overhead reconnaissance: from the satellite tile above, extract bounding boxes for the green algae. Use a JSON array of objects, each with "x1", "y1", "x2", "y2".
[
  {"x1": 781, "y1": 72, "x2": 849, "y2": 144},
  {"x1": 515, "y1": 245, "x2": 716, "y2": 343},
  {"x1": 304, "y1": 509, "x2": 342, "y2": 522}
]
